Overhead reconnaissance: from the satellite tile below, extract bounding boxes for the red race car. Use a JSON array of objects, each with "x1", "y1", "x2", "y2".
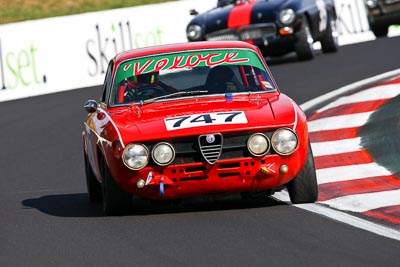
[{"x1": 82, "y1": 41, "x2": 317, "y2": 215}]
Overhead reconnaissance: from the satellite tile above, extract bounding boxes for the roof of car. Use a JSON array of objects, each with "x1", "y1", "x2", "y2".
[{"x1": 113, "y1": 41, "x2": 261, "y2": 65}]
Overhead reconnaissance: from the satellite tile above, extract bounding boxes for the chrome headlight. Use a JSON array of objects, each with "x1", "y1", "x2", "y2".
[
  {"x1": 279, "y1": 9, "x2": 296, "y2": 25},
  {"x1": 122, "y1": 144, "x2": 149, "y2": 170},
  {"x1": 271, "y1": 128, "x2": 298, "y2": 155},
  {"x1": 187, "y1": 24, "x2": 203, "y2": 41},
  {"x1": 152, "y1": 142, "x2": 175, "y2": 166},
  {"x1": 366, "y1": 0, "x2": 378, "y2": 8},
  {"x1": 247, "y1": 133, "x2": 270, "y2": 156}
]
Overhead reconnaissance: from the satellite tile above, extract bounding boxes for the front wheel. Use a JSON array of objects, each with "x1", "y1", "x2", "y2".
[
  {"x1": 286, "y1": 142, "x2": 318, "y2": 204},
  {"x1": 101, "y1": 159, "x2": 132, "y2": 215},
  {"x1": 320, "y1": 17, "x2": 339, "y2": 53},
  {"x1": 295, "y1": 19, "x2": 315, "y2": 61},
  {"x1": 371, "y1": 24, "x2": 389, "y2": 38}
]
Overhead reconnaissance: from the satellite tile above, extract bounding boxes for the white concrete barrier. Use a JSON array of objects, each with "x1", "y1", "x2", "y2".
[{"x1": 0, "y1": 0, "x2": 399, "y2": 102}]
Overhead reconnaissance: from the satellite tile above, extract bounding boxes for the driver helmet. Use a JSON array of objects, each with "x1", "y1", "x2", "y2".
[
  {"x1": 134, "y1": 72, "x2": 159, "y2": 85},
  {"x1": 125, "y1": 71, "x2": 159, "y2": 89}
]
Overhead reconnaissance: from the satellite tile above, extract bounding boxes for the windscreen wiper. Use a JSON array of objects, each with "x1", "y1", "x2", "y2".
[{"x1": 141, "y1": 90, "x2": 209, "y2": 105}]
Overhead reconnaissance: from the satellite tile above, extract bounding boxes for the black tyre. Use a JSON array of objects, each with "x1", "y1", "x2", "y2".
[
  {"x1": 286, "y1": 143, "x2": 318, "y2": 204},
  {"x1": 101, "y1": 159, "x2": 132, "y2": 215},
  {"x1": 371, "y1": 24, "x2": 389, "y2": 38},
  {"x1": 295, "y1": 18, "x2": 314, "y2": 61},
  {"x1": 320, "y1": 17, "x2": 339, "y2": 53},
  {"x1": 84, "y1": 153, "x2": 102, "y2": 203}
]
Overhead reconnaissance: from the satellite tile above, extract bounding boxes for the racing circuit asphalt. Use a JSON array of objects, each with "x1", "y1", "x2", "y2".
[{"x1": 1, "y1": 37, "x2": 400, "y2": 266}]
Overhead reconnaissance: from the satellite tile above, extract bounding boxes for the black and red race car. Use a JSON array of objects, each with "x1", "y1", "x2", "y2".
[{"x1": 186, "y1": 0, "x2": 339, "y2": 60}]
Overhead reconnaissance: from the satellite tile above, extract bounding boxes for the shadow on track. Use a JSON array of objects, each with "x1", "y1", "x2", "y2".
[
  {"x1": 22, "y1": 193, "x2": 104, "y2": 217},
  {"x1": 21, "y1": 192, "x2": 286, "y2": 217}
]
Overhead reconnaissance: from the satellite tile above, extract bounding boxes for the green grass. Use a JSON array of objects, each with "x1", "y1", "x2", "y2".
[{"x1": 0, "y1": 0, "x2": 176, "y2": 24}]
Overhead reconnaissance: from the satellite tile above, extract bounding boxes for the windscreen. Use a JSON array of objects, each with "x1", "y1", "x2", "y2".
[{"x1": 110, "y1": 48, "x2": 276, "y2": 105}]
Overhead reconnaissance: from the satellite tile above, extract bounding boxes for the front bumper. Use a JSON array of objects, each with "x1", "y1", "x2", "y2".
[
  {"x1": 112, "y1": 152, "x2": 305, "y2": 200},
  {"x1": 204, "y1": 23, "x2": 300, "y2": 56}
]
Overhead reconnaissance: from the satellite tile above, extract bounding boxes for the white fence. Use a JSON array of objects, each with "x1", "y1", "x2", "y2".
[{"x1": 0, "y1": 0, "x2": 398, "y2": 102}]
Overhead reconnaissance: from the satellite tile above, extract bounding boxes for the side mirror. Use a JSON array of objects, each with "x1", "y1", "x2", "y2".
[
  {"x1": 189, "y1": 9, "x2": 199, "y2": 16},
  {"x1": 84, "y1": 100, "x2": 98, "y2": 113}
]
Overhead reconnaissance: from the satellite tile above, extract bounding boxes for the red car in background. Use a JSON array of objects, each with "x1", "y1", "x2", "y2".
[{"x1": 82, "y1": 41, "x2": 318, "y2": 215}]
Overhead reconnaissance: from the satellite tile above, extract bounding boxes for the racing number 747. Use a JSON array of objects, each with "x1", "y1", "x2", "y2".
[{"x1": 165, "y1": 111, "x2": 247, "y2": 130}]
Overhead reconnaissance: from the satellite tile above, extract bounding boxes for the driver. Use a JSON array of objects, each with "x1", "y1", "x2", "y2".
[
  {"x1": 126, "y1": 72, "x2": 159, "y2": 89},
  {"x1": 121, "y1": 72, "x2": 176, "y2": 103}
]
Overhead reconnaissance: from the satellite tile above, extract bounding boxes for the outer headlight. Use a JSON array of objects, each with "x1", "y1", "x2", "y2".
[
  {"x1": 152, "y1": 142, "x2": 175, "y2": 166},
  {"x1": 271, "y1": 128, "x2": 298, "y2": 155},
  {"x1": 366, "y1": 0, "x2": 378, "y2": 8},
  {"x1": 247, "y1": 133, "x2": 270, "y2": 156},
  {"x1": 187, "y1": 24, "x2": 203, "y2": 41},
  {"x1": 279, "y1": 9, "x2": 296, "y2": 25},
  {"x1": 122, "y1": 144, "x2": 149, "y2": 170}
]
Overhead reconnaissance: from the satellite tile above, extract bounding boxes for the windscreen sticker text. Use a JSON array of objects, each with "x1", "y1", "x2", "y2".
[{"x1": 124, "y1": 52, "x2": 249, "y2": 75}]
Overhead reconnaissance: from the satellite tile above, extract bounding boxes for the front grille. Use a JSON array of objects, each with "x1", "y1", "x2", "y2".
[
  {"x1": 206, "y1": 29, "x2": 240, "y2": 41},
  {"x1": 145, "y1": 131, "x2": 276, "y2": 166},
  {"x1": 198, "y1": 133, "x2": 223, "y2": 164},
  {"x1": 205, "y1": 23, "x2": 276, "y2": 41}
]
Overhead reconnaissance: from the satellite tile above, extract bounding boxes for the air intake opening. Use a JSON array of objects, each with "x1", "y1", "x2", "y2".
[
  {"x1": 219, "y1": 172, "x2": 241, "y2": 178},
  {"x1": 219, "y1": 162, "x2": 240, "y2": 169}
]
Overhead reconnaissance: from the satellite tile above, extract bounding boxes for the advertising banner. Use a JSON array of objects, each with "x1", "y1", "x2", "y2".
[{"x1": 0, "y1": 0, "x2": 215, "y2": 101}]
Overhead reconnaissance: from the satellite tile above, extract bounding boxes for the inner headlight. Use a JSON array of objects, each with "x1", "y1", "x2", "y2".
[
  {"x1": 271, "y1": 128, "x2": 298, "y2": 155},
  {"x1": 279, "y1": 9, "x2": 295, "y2": 25},
  {"x1": 122, "y1": 144, "x2": 149, "y2": 170},
  {"x1": 247, "y1": 133, "x2": 270, "y2": 156},
  {"x1": 152, "y1": 142, "x2": 175, "y2": 166},
  {"x1": 187, "y1": 24, "x2": 203, "y2": 41}
]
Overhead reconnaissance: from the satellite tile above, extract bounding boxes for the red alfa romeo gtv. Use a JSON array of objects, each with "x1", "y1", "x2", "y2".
[{"x1": 82, "y1": 41, "x2": 317, "y2": 215}]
